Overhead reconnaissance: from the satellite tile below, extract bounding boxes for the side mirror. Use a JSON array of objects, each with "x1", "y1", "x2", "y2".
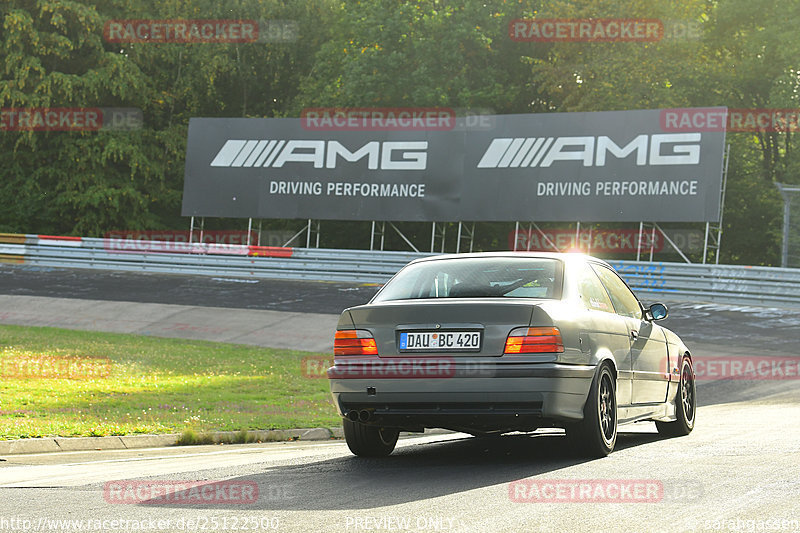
[{"x1": 647, "y1": 303, "x2": 669, "y2": 321}]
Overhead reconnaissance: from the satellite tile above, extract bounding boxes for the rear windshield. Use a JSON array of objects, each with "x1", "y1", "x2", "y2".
[{"x1": 372, "y1": 257, "x2": 563, "y2": 302}]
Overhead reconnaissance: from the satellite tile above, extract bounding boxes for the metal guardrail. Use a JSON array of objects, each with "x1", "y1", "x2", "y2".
[
  {"x1": 0, "y1": 234, "x2": 426, "y2": 284},
  {"x1": 2, "y1": 233, "x2": 800, "y2": 307},
  {"x1": 609, "y1": 261, "x2": 800, "y2": 307}
]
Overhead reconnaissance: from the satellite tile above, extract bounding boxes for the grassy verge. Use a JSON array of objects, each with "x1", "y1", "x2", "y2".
[{"x1": 0, "y1": 324, "x2": 339, "y2": 439}]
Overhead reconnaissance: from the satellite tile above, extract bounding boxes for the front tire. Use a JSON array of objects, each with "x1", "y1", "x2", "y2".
[
  {"x1": 656, "y1": 357, "x2": 696, "y2": 437},
  {"x1": 567, "y1": 363, "x2": 617, "y2": 457},
  {"x1": 342, "y1": 419, "x2": 399, "y2": 457}
]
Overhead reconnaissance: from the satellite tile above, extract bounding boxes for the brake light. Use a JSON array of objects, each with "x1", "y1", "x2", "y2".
[
  {"x1": 504, "y1": 327, "x2": 564, "y2": 354},
  {"x1": 334, "y1": 329, "x2": 378, "y2": 356}
]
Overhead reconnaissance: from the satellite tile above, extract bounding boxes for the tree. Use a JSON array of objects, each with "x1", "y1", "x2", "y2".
[{"x1": 1, "y1": 0, "x2": 336, "y2": 235}]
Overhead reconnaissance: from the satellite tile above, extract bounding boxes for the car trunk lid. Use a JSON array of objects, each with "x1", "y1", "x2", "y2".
[{"x1": 345, "y1": 299, "x2": 538, "y2": 357}]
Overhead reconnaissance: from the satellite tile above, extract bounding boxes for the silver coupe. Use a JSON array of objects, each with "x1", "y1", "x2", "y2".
[{"x1": 328, "y1": 252, "x2": 696, "y2": 457}]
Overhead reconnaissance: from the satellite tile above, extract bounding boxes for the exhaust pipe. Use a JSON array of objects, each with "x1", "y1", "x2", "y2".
[
  {"x1": 358, "y1": 409, "x2": 371, "y2": 422},
  {"x1": 346, "y1": 410, "x2": 359, "y2": 422}
]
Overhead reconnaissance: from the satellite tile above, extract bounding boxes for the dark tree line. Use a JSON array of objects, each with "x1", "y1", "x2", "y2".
[{"x1": 2, "y1": 0, "x2": 798, "y2": 264}]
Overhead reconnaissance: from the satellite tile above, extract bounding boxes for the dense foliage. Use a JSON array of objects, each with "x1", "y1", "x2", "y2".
[{"x1": 2, "y1": 0, "x2": 798, "y2": 264}]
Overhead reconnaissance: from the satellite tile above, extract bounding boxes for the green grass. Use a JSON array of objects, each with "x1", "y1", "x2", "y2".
[{"x1": 0, "y1": 325, "x2": 339, "y2": 439}]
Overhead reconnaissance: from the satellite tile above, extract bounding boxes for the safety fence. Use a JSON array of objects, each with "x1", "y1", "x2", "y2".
[{"x1": 2, "y1": 233, "x2": 799, "y2": 307}]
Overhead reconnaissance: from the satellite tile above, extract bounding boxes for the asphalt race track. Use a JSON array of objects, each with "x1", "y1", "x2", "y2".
[
  {"x1": 1, "y1": 264, "x2": 799, "y2": 533},
  {"x1": 0, "y1": 264, "x2": 381, "y2": 314}
]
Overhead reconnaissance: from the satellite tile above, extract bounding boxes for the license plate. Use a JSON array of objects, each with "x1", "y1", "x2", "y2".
[{"x1": 399, "y1": 331, "x2": 481, "y2": 351}]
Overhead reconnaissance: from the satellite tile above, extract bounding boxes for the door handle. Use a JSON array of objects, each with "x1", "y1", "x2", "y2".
[{"x1": 630, "y1": 330, "x2": 639, "y2": 341}]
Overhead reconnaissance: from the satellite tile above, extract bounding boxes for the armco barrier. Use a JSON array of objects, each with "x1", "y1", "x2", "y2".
[
  {"x1": 1, "y1": 233, "x2": 799, "y2": 307},
  {"x1": 609, "y1": 261, "x2": 800, "y2": 307},
  {"x1": 0, "y1": 234, "x2": 426, "y2": 284}
]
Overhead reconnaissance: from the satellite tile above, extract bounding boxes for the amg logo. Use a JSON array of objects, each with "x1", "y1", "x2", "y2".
[
  {"x1": 477, "y1": 134, "x2": 701, "y2": 168},
  {"x1": 210, "y1": 139, "x2": 428, "y2": 170}
]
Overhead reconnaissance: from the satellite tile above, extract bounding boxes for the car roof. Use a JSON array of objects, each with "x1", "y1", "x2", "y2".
[{"x1": 408, "y1": 251, "x2": 613, "y2": 269}]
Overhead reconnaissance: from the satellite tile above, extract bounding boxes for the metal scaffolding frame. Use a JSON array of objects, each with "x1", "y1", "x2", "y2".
[
  {"x1": 369, "y1": 221, "x2": 386, "y2": 251},
  {"x1": 456, "y1": 222, "x2": 475, "y2": 253},
  {"x1": 365, "y1": 221, "x2": 475, "y2": 253},
  {"x1": 702, "y1": 143, "x2": 730, "y2": 264},
  {"x1": 369, "y1": 221, "x2": 420, "y2": 252},
  {"x1": 430, "y1": 222, "x2": 446, "y2": 253},
  {"x1": 305, "y1": 219, "x2": 321, "y2": 248},
  {"x1": 636, "y1": 222, "x2": 657, "y2": 262},
  {"x1": 513, "y1": 220, "x2": 694, "y2": 261},
  {"x1": 278, "y1": 219, "x2": 321, "y2": 248},
  {"x1": 188, "y1": 216, "x2": 204, "y2": 244}
]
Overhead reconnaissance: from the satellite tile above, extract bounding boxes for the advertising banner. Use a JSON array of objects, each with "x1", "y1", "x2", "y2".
[{"x1": 181, "y1": 109, "x2": 726, "y2": 222}]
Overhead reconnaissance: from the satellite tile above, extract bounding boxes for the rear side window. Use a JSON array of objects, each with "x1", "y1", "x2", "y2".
[
  {"x1": 592, "y1": 264, "x2": 643, "y2": 319},
  {"x1": 576, "y1": 263, "x2": 614, "y2": 313},
  {"x1": 372, "y1": 257, "x2": 563, "y2": 302}
]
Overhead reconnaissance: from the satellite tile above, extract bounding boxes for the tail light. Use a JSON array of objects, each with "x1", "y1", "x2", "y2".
[
  {"x1": 504, "y1": 327, "x2": 564, "y2": 354},
  {"x1": 334, "y1": 329, "x2": 378, "y2": 356}
]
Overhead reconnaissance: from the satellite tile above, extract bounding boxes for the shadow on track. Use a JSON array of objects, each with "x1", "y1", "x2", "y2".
[{"x1": 138, "y1": 430, "x2": 665, "y2": 511}]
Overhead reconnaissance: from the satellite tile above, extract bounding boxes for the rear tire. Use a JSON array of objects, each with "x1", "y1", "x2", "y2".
[
  {"x1": 566, "y1": 363, "x2": 617, "y2": 457},
  {"x1": 342, "y1": 419, "x2": 399, "y2": 457},
  {"x1": 656, "y1": 357, "x2": 696, "y2": 437}
]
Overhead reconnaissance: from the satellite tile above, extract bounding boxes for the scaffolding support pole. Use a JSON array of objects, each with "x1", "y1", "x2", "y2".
[
  {"x1": 654, "y1": 223, "x2": 691, "y2": 264},
  {"x1": 532, "y1": 223, "x2": 559, "y2": 251},
  {"x1": 716, "y1": 143, "x2": 731, "y2": 265},
  {"x1": 637, "y1": 222, "x2": 643, "y2": 261},
  {"x1": 456, "y1": 222, "x2": 475, "y2": 253},
  {"x1": 368, "y1": 221, "x2": 387, "y2": 251},
  {"x1": 649, "y1": 225, "x2": 656, "y2": 262},
  {"x1": 388, "y1": 222, "x2": 418, "y2": 252},
  {"x1": 526, "y1": 223, "x2": 533, "y2": 251},
  {"x1": 282, "y1": 225, "x2": 307, "y2": 247}
]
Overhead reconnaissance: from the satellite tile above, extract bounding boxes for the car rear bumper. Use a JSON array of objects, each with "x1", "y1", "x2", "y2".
[{"x1": 329, "y1": 362, "x2": 596, "y2": 431}]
